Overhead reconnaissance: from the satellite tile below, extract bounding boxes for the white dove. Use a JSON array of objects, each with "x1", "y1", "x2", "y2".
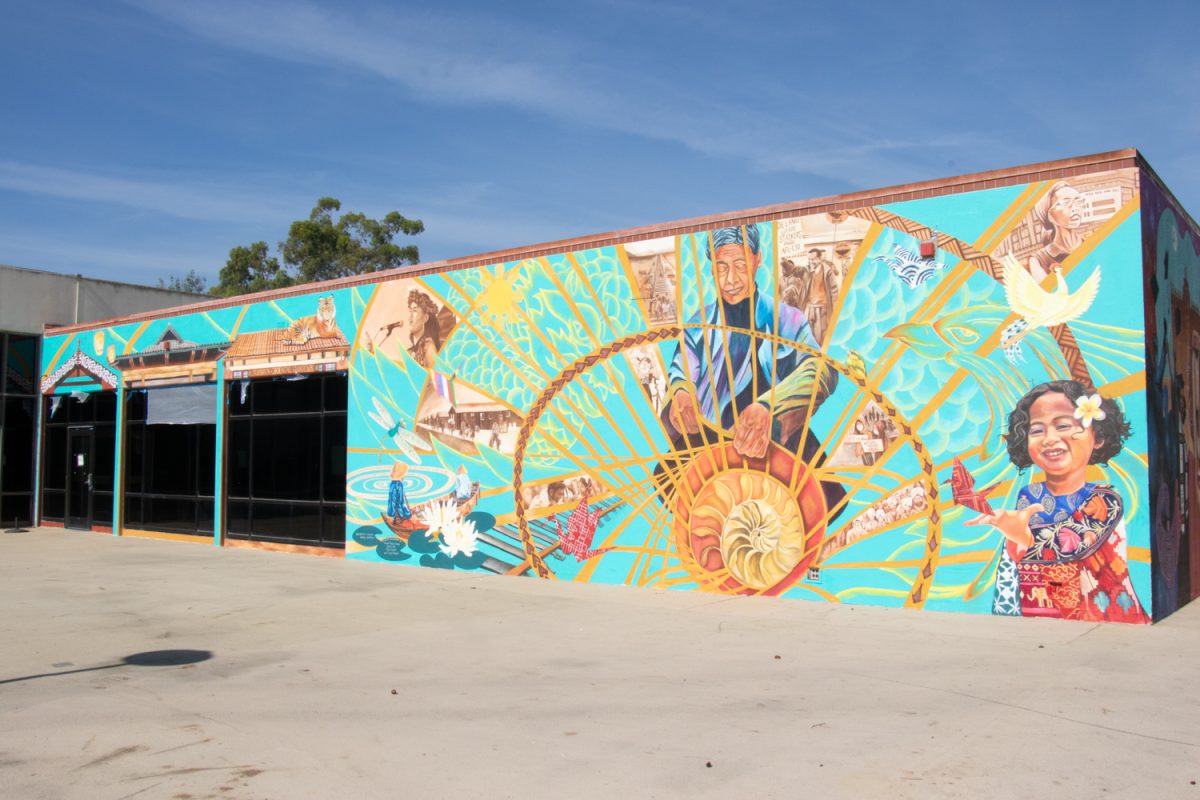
[{"x1": 1001, "y1": 253, "x2": 1100, "y2": 352}]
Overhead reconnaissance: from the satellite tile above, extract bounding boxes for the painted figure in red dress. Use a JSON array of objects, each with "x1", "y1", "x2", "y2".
[{"x1": 968, "y1": 380, "x2": 1148, "y2": 623}]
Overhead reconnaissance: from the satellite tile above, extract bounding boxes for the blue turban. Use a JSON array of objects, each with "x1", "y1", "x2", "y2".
[{"x1": 708, "y1": 224, "x2": 761, "y2": 257}]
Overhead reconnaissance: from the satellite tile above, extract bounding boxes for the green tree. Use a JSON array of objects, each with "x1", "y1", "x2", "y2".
[
  {"x1": 158, "y1": 269, "x2": 210, "y2": 294},
  {"x1": 211, "y1": 241, "x2": 292, "y2": 298},
  {"x1": 210, "y1": 198, "x2": 424, "y2": 297}
]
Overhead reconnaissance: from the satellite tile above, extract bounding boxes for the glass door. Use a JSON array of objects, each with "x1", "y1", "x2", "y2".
[{"x1": 66, "y1": 427, "x2": 94, "y2": 529}]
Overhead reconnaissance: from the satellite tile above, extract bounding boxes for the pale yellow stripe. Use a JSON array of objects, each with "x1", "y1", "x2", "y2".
[
  {"x1": 1097, "y1": 371, "x2": 1146, "y2": 398},
  {"x1": 977, "y1": 181, "x2": 1049, "y2": 254},
  {"x1": 121, "y1": 528, "x2": 210, "y2": 544},
  {"x1": 348, "y1": 283, "x2": 382, "y2": 368},
  {"x1": 123, "y1": 321, "x2": 151, "y2": 355},
  {"x1": 43, "y1": 333, "x2": 77, "y2": 379}
]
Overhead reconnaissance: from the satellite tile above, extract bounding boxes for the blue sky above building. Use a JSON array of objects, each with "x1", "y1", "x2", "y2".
[{"x1": 2, "y1": 0, "x2": 1198, "y2": 285}]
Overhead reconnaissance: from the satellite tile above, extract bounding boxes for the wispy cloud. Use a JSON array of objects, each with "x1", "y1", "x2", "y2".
[
  {"x1": 0, "y1": 227, "x2": 224, "y2": 281},
  {"x1": 0, "y1": 160, "x2": 302, "y2": 223},
  {"x1": 128, "y1": 0, "x2": 577, "y2": 108},
  {"x1": 128, "y1": 0, "x2": 1011, "y2": 185}
]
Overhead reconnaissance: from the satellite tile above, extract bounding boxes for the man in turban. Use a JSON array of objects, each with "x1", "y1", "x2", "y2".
[{"x1": 663, "y1": 224, "x2": 844, "y2": 511}]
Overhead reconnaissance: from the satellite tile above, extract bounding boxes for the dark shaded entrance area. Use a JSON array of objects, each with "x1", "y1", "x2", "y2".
[{"x1": 41, "y1": 392, "x2": 117, "y2": 529}]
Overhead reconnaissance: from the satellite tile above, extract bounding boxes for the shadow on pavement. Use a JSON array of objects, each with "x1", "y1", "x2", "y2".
[{"x1": 0, "y1": 649, "x2": 212, "y2": 684}]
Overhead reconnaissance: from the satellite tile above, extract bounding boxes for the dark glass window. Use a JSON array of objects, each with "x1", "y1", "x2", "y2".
[
  {"x1": 93, "y1": 427, "x2": 115, "y2": 494},
  {"x1": 67, "y1": 395, "x2": 94, "y2": 422},
  {"x1": 252, "y1": 376, "x2": 322, "y2": 415},
  {"x1": 227, "y1": 418, "x2": 251, "y2": 496},
  {"x1": 144, "y1": 496, "x2": 197, "y2": 533},
  {"x1": 92, "y1": 392, "x2": 117, "y2": 421},
  {"x1": 323, "y1": 415, "x2": 347, "y2": 502},
  {"x1": 45, "y1": 396, "x2": 71, "y2": 424},
  {"x1": 125, "y1": 390, "x2": 148, "y2": 422},
  {"x1": 42, "y1": 490, "x2": 65, "y2": 520},
  {"x1": 122, "y1": 387, "x2": 215, "y2": 537},
  {"x1": 42, "y1": 425, "x2": 66, "y2": 490},
  {"x1": 144, "y1": 425, "x2": 199, "y2": 496},
  {"x1": 5, "y1": 335, "x2": 38, "y2": 394},
  {"x1": 2, "y1": 334, "x2": 41, "y2": 527},
  {"x1": 324, "y1": 376, "x2": 347, "y2": 412},
  {"x1": 124, "y1": 424, "x2": 144, "y2": 493},
  {"x1": 226, "y1": 374, "x2": 346, "y2": 548},
  {"x1": 2, "y1": 397, "x2": 36, "y2": 492},
  {"x1": 227, "y1": 500, "x2": 251, "y2": 534},
  {"x1": 124, "y1": 495, "x2": 143, "y2": 527},
  {"x1": 92, "y1": 493, "x2": 113, "y2": 526},
  {"x1": 40, "y1": 389, "x2": 117, "y2": 529},
  {"x1": 0, "y1": 493, "x2": 34, "y2": 527},
  {"x1": 250, "y1": 416, "x2": 321, "y2": 500}
]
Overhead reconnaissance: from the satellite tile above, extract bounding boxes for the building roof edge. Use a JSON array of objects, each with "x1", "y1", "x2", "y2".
[{"x1": 43, "y1": 148, "x2": 1142, "y2": 336}]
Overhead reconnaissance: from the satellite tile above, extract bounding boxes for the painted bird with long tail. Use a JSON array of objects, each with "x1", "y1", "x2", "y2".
[
  {"x1": 1000, "y1": 253, "x2": 1100, "y2": 364},
  {"x1": 553, "y1": 492, "x2": 611, "y2": 562}
]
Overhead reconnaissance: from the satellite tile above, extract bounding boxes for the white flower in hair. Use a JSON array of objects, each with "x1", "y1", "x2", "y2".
[{"x1": 1073, "y1": 393, "x2": 1107, "y2": 428}]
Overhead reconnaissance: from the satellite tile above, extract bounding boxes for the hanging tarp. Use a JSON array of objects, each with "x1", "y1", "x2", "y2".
[{"x1": 145, "y1": 384, "x2": 217, "y2": 425}]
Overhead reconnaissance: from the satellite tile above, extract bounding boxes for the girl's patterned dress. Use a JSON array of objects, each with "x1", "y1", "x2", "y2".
[{"x1": 993, "y1": 482, "x2": 1147, "y2": 623}]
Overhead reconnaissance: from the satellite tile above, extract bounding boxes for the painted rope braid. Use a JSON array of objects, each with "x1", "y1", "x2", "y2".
[
  {"x1": 512, "y1": 326, "x2": 682, "y2": 579},
  {"x1": 512, "y1": 325, "x2": 941, "y2": 605}
]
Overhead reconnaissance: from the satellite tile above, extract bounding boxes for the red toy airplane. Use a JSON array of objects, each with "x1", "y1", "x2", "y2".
[{"x1": 945, "y1": 457, "x2": 998, "y2": 515}]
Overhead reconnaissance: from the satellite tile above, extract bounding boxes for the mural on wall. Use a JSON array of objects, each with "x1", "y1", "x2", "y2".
[
  {"x1": 341, "y1": 167, "x2": 1152, "y2": 621},
  {"x1": 1142, "y1": 176, "x2": 1200, "y2": 615},
  {"x1": 41, "y1": 292, "x2": 355, "y2": 396},
  {"x1": 40, "y1": 167, "x2": 1157, "y2": 621}
]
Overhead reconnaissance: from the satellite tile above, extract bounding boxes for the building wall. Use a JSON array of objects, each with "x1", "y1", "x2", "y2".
[
  {"x1": 39, "y1": 167, "x2": 1159, "y2": 622},
  {"x1": 0, "y1": 265, "x2": 203, "y2": 334},
  {"x1": 1141, "y1": 172, "x2": 1200, "y2": 616}
]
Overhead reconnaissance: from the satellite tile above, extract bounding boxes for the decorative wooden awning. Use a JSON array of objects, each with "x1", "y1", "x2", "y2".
[
  {"x1": 112, "y1": 326, "x2": 229, "y2": 388},
  {"x1": 41, "y1": 349, "x2": 119, "y2": 394},
  {"x1": 223, "y1": 329, "x2": 349, "y2": 380}
]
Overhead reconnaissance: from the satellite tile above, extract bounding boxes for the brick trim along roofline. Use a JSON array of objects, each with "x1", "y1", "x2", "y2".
[{"x1": 45, "y1": 148, "x2": 1142, "y2": 336}]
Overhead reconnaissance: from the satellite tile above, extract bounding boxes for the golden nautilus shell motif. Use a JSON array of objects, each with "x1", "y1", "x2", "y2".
[{"x1": 672, "y1": 442, "x2": 826, "y2": 595}]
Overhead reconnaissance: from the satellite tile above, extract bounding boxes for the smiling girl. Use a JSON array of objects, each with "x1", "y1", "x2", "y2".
[{"x1": 969, "y1": 380, "x2": 1148, "y2": 622}]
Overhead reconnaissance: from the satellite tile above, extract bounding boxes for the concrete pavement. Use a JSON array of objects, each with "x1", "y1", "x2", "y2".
[{"x1": 2, "y1": 527, "x2": 1198, "y2": 799}]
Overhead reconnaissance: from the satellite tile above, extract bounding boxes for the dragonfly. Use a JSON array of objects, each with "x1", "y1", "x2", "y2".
[{"x1": 368, "y1": 396, "x2": 428, "y2": 463}]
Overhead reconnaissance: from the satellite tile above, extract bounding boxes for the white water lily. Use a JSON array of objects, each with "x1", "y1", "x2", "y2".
[
  {"x1": 419, "y1": 499, "x2": 459, "y2": 537},
  {"x1": 1073, "y1": 393, "x2": 1107, "y2": 428},
  {"x1": 438, "y1": 518, "x2": 479, "y2": 558}
]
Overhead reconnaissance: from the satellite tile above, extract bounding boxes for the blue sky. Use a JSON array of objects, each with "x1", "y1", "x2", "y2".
[{"x1": 3, "y1": 0, "x2": 1198, "y2": 287}]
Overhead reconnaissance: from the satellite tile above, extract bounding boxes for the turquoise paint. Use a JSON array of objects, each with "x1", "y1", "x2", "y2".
[
  {"x1": 880, "y1": 183, "x2": 1030, "y2": 246},
  {"x1": 113, "y1": 374, "x2": 123, "y2": 535},
  {"x1": 213, "y1": 359, "x2": 225, "y2": 546},
  {"x1": 32, "y1": 385, "x2": 43, "y2": 525}
]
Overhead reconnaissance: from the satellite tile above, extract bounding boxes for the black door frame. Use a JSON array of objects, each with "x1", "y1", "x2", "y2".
[{"x1": 66, "y1": 425, "x2": 95, "y2": 530}]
